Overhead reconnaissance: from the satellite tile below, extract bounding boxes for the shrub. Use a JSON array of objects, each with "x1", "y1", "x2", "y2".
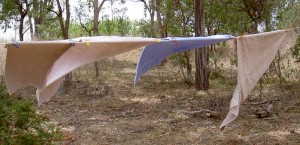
[
  {"x1": 291, "y1": 35, "x2": 300, "y2": 62},
  {"x1": 0, "y1": 85, "x2": 62, "y2": 145}
]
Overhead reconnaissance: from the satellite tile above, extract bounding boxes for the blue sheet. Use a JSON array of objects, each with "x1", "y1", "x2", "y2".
[{"x1": 134, "y1": 35, "x2": 234, "y2": 85}]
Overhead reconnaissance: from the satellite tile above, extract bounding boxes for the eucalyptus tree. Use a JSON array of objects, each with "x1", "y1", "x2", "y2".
[
  {"x1": 91, "y1": 0, "x2": 109, "y2": 36},
  {"x1": 75, "y1": 0, "x2": 118, "y2": 77},
  {"x1": 238, "y1": 0, "x2": 279, "y2": 33},
  {"x1": 113, "y1": 7, "x2": 131, "y2": 36},
  {"x1": 75, "y1": 0, "x2": 94, "y2": 36},
  {"x1": 155, "y1": 0, "x2": 164, "y2": 37},
  {"x1": 50, "y1": 0, "x2": 72, "y2": 89},
  {"x1": 51, "y1": 0, "x2": 70, "y2": 39},
  {"x1": 75, "y1": 0, "x2": 127, "y2": 78},
  {"x1": 139, "y1": 0, "x2": 156, "y2": 37},
  {"x1": 194, "y1": 0, "x2": 209, "y2": 90},
  {"x1": 0, "y1": 0, "x2": 32, "y2": 41},
  {"x1": 163, "y1": 0, "x2": 194, "y2": 85},
  {"x1": 30, "y1": 0, "x2": 53, "y2": 40}
]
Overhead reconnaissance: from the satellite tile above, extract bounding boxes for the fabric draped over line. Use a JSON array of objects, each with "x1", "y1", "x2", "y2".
[
  {"x1": 4, "y1": 35, "x2": 233, "y2": 106},
  {"x1": 5, "y1": 37, "x2": 157, "y2": 106},
  {"x1": 220, "y1": 29, "x2": 300, "y2": 129},
  {"x1": 134, "y1": 35, "x2": 234, "y2": 85}
]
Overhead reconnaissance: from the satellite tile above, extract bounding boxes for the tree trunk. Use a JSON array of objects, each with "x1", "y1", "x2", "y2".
[
  {"x1": 93, "y1": 0, "x2": 100, "y2": 36},
  {"x1": 194, "y1": 0, "x2": 209, "y2": 90},
  {"x1": 250, "y1": 21, "x2": 258, "y2": 34},
  {"x1": 140, "y1": 0, "x2": 155, "y2": 37},
  {"x1": 150, "y1": 0, "x2": 155, "y2": 37},
  {"x1": 56, "y1": 0, "x2": 72, "y2": 91},
  {"x1": 93, "y1": 0, "x2": 100, "y2": 77},
  {"x1": 93, "y1": 0, "x2": 107, "y2": 78},
  {"x1": 184, "y1": 51, "x2": 193, "y2": 85},
  {"x1": 64, "y1": 0, "x2": 72, "y2": 90},
  {"x1": 94, "y1": 62, "x2": 99, "y2": 77},
  {"x1": 33, "y1": 0, "x2": 49, "y2": 39},
  {"x1": 56, "y1": 0, "x2": 70, "y2": 39},
  {"x1": 29, "y1": 14, "x2": 34, "y2": 40},
  {"x1": 19, "y1": 16, "x2": 24, "y2": 41},
  {"x1": 156, "y1": 0, "x2": 165, "y2": 38},
  {"x1": 17, "y1": 0, "x2": 28, "y2": 41},
  {"x1": 65, "y1": 0, "x2": 70, "y2": 38}
]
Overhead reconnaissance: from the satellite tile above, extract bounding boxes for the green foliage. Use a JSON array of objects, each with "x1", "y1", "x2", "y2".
[
  {"x1": 69, "y1": 22, "x2": 90, "y2": 38},
  {"x1": 277, "y1": 0, "x2": 300, "y2": 29},
  {"x1": 0, "y1": 0, "x2": 18, "y2": 30},
  {"x1": 0, "y1": 86, "x2": 62, "y2": 145},
  {"x1": 291, "y1": 36, "x2": 300, "y2": 62},
  {"x1": 98, "y1": 17, "x2": 132, "y2": 36},
  {"x1": 99, "y1": 18, "x2": 115, "y2": 35},
  {"x1": 115, "y1": 17, "x2": 131, "y2": 36},
  {"x1": 205, "y1": 0, "x2": 251, "y2": 35},
  {"x1": 161, "y1": 0, "x2": 194, "y2": 36},
  {"x1": 130, "y1": 20, "x2": 153, "y2": 37},
  {"x1": 35, "y1": 18, "x2": 63, "y2": 40}
]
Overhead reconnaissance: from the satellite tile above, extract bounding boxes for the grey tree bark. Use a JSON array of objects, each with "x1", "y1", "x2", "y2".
[{"x1": 194, "y1": 0, "x2": 209, "y2": 90}]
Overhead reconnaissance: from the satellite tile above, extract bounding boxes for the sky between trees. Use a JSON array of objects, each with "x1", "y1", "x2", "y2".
[{"x1": 0, "y1": 0, "x2": 145, "y2": 41}]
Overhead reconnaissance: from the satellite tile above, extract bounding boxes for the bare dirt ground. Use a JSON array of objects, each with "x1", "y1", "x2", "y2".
[{"x1": 31, "y1": 49, "x2": 300, "y2": 144}]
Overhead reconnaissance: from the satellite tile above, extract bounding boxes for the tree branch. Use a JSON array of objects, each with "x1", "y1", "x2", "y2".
[
  {"x1": 50, "y1": 9, "x2": 59, "y2": 16},
  {"x1": 140, "y1": 0, "x2": 151, "y2": 13},
  {"x1": 22, "y1": 27, "x2": 30, "y2": 35}
]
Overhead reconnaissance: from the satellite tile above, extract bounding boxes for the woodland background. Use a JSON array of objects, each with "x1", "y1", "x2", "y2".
[{"x1": 1, "y1": 0, "x2": 300, "y2": 144}]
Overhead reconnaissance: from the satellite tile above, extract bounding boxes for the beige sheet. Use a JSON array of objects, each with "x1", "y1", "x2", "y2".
[
  {"x1": 5, "y1": 37, "x2": 156, "y2": 105},
  {"x1": 220, "y1": 29, "x2": 299, "y2": 129},
  {"x1": 0, "y1": 44, "x2": 6, "y2": 83}
]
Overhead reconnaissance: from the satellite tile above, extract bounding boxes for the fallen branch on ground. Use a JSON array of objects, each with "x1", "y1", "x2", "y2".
[
  {"x1": 178, "y1": 109, "x2": 218, "y2": 114},
  {"x1": 244, "y1": 99, "x2": 280, "y2": 105}
]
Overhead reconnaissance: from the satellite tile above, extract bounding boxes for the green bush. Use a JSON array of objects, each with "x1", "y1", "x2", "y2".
[
  {"x1": 0, "y1": 86, "x2": 62, "y2": 145},
  {"x1": 291, "y1": 35, "x2": 300, "y2": 62}
]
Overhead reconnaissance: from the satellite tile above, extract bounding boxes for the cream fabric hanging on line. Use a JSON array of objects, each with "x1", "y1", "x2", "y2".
[
  {"x1": 5, "y1": 37, "x2": 156, "y2": 106},
  {"x1": 220, "y1": 29, "x2": 300, "y2": 129}
]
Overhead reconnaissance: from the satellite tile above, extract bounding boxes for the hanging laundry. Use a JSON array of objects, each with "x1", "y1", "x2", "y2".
[
  {"x1": 5, "y1": 37, "x2": 156, "y2": 105},
  {"x1": 134, "y1": 35, "x2": 234, "y2": 85},
  {"x1": 220, "y1": 28, "x2": 300, "y2": 130}
]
